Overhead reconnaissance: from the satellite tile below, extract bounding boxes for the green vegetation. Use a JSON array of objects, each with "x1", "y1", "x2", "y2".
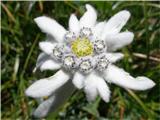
[{"x1": 1, "y1": 1, "x2": 160, "y2": 120}]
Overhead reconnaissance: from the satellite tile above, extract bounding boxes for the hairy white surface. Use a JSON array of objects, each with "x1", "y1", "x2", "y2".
[
  {"x1": 84, "y1": 72, "x2": 98, "y2": 101},
  {"x1": 34, "y1": 16, "x2": 66, "y2": 42},
  {"x1": 69, "y1": 14, "x2": 80, "y2": 35},
  {"x1": 93, "y1": 21, "x2": 106, "y2": 37},
  {"x1": 35, "y1": 53, "x2": 61, "y2": 71},
  {"x1": 106, "y1": 32, "x2": 134, "y2": 51},
  {"x1": 101, "y1": 10, "x2": 130, "y2": 39},
  {"x1": 97, "y1": 78, "x2": 110, "y2": 102},
  {"x1": 72, "y1": 72, "x2": 85, "y2": 89},
  {"x1": 33, "y1": 80, "x2": 75, "y2": 118},
  {"x1": 80, "y1": 4, "x2": 97, "y2": 28},
  {"x1": 39, "y1": 41, "x2": 56, "y2": 55},
  {"x1": 25, "y1": 70, "x2": 70, "y2": 98},
  {"x1": 103, "y1": 64, "x2": 155, "y2": 90},
  {"x1": 105, "y1": 53, "x2": 124, "y2": 63}
]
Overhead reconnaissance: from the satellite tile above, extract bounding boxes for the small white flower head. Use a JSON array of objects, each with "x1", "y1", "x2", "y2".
[
  {"x1": 96, "y1": 54, "x2": 110, "y2": 71},
  {"x1": 79, "y1": 57, "x2": 94, "y2": 74},
  {"x1": 25, "y1": 4, "x2": 155, "y2": 118},
  {"x1": 80, "y1": 27, "x2": 93, "y2": 38},
  {"x1": 62, "y1": 54, "x2": 76, "y2": 69},
  {"x1": 93, "y1": 39, "x2": 106, "y2": 53},
  {"x1": 64, "y1": 31, "x2": 76, "y2": 44},
  {"x1": 52, "y1": 44, "x2": 64, "y2": 60}
]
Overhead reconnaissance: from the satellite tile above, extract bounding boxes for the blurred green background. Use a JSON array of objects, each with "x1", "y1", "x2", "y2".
[{"x1": 1, "y1": 1, "x2": 160, "y2": 120}]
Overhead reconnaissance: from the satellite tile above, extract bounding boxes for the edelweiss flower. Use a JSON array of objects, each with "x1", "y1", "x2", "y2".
[{"x1": 25, "y1": 4, "x2": 155, "y2": 118}]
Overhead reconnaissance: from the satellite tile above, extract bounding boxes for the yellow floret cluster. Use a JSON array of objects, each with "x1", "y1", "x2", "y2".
[{"x1": 71, "y1": 38, "x2": 93, "y2": 57}]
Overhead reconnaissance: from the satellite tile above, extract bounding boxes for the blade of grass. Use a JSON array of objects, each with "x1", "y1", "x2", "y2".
[
  {"x1": 21, "y1": 34, "x2": 40, "y2": 76},
  {"x1": 82, "y1": 97, "x2": 100, "y2": 117},
  {"x1": 143, "y1": 2, "x2": 150, "y2": 68},
  {"x1": 38, "y1": 1, "x2": 43, "y2": 12},
  {"x1": 118, "y1": 2, "x2": 160, "y2": 9},
  {"x1": 18, "y1": 34, "x2": 40, "y2": 118},
  {"x1": 1, "y1": 2, "x2": 16, "y2": 23},
  {"x1": 126, "y1": 89, "x2": 157, "y2": 118},
  {"x1": 19, "y1": 34, "x2": 40, "y2": 95},
  {"x1": 64, "y1": 1, "x2": 82, "y2": 15},
  {"x1": 12, "y1": 55, "x2": 20, "y2": 82}
]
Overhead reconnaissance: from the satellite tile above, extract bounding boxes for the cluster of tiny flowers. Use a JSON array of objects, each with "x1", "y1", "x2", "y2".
[{"x1": 52, "y1": 27, "x2": 110, "y2": 74}]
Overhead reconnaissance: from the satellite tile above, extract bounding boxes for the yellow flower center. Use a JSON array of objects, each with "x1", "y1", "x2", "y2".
[{"x1": 71, "y1": 38, "x2": 93, "y2": 57}]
